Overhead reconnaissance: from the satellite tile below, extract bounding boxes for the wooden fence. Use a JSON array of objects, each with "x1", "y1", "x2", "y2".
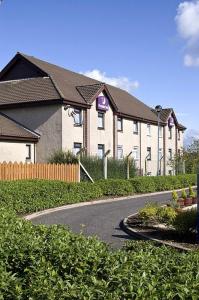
[{"x1": 0, "y1": 162, "x2": 79, "y2": 182}]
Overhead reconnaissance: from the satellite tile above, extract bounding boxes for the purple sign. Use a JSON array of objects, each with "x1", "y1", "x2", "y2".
[
  {"x1": 97, "y1": 96, "x2": 109, "y2": 111},
  {"x1": 168, "y1": 117, "x2": 174, "y2": 127}
]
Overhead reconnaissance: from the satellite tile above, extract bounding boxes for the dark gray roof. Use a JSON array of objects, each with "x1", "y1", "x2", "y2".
[
  {"x1": 0, "y1": 77, "x2": 60, "y2": 105},
  {"x1": 0, "y1": 112, "x2": 39, "y2": 141},
  {"x1": 76, "y1": 83, "x2": 104, "y2": 104},
  {"x1": 151, "y1": 108, "x2": 172, "y2": 123}
]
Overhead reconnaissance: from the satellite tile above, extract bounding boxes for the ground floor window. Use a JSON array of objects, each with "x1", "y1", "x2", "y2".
[
  {"x1": 26, "y1": 144, "x2": 31, "y2": 160},
  {"x1": 73, "y1": 142, "x2": 82, "y2": 155},
  {"x1": 132, "y1": 146, "x2": 139, "y2": 160},
  {"x1": 98, "y1": 144, "x2": 105, "y2": 158},
  {"x1": 117, "y1": 145, "x2": 123, "y2": 159},
  {"x1": 147, "y1": 147, "x2": 151, "y2": 160}
]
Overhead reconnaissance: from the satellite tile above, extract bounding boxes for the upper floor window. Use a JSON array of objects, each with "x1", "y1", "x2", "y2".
[
  {"x1": 98, "y1": 112, "x2": 105, "y2": 129},
  {"x1": 147, "y1": 147, "x2": 151, "y2": 160},
  {"x1": 98, "y1": 144, "x2": 105, "y2": 158},
  {"x1": 147, "y1": 124, "x2": 151, "y2": 136},
  {"x1": 74, "y1": 109, "x2": 82, "y2": 126},
  {"x1": 26, "y1": 144, "x2": 31, "y2": 160},
  {"x1": 168, "y1": 127, "x2": 172, "y2": 139},
  {"x1": 159, "y1": 126, "x2": 163, "y2": 138},
  {"x1": 73, "y1": 142, "x2": 82, "y2": 155},
  {"x1": 133, "y1": 121, "x2": 139, "y2": 134},
  {"x1": 178, "y1": 130, "x2": 180, "y2": 140},
  {"x1": 117, "y1": 117, "x2": 123, "y2": 132},
  {"x1": 132, "y1": 146, "x2": 139, "y2": 160},
  {"x1": 117, "y1": 145, "x2": 123, "y2": 160}
]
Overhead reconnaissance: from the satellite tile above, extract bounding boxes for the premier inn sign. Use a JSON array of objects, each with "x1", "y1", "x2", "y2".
[{"x1": 97, "y1": 96, "x2": 109, "y2": 111}]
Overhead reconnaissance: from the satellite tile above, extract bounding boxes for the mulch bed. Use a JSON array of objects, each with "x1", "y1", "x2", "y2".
[{"x1": 126, "y1": 214, "x2": 199, "y2": 251}]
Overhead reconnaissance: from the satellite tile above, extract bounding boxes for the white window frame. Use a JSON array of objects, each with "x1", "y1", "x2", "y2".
[
  {"x1": 73, "y1": 142, "x2": 82, "y2": 155},
  {"x1": 26, "y1": 144, "x2": 31, "y2": 160},
  {"x1": 147, "y1": 124, "x2": 151, "y2": 136},
  {"x1": 168, "y1": 127, "x2": 172, "y2": 139},
  {"x1": 98, "y1": 144, "x2": 105, "y2": 158},
  {"x1": 74, "y1": 109, "x2": 82, "y2": 126},
  {"x1": 168, "y1": 148, "x2": 172, "y2": 160},
  {"x1": 132, "y1": 146, "x2": 139, "y2": 160},
  {"x1": 133, "y1": 121, "x2": 139, "y2": 134},
  {"x1": 98, "y1": 112, "x2": 105, "y2": 129},
  {"x1": 117, "y1": 145, "x2": 123, "y2": 160},
  {"x1": 117, "y1": 117, "x2": 123, "y2": 132},
  {"x1": 147, "y1": 147, "x2": 151, "y2": 160}
]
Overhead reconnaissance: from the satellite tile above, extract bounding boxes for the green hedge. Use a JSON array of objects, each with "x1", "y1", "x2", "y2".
[
  {"x1": 97, "y1": 179, "x2": 133, "y2": 196},
  {"x1": 1, "y1": 208, "x2": 199, "y2": 299},
  {"x1": 0, "y1": 174, "x2": 196, "y2": 214},
  {"x1": 129, "y1": 174, "x2": 197, "y2": 194}
]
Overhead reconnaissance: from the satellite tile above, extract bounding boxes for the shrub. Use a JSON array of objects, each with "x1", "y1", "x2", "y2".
[
  {"x1": 1, "y1": 209, "x2": 199, "y2": 299},
  {"x1": 172, "y1": 209, "x2": 197, "y2": 236},
  {"x1": 181, "y1": 189, "x2": 187, "y2": 199},
  {"x1": 128, "y1": 177, "x2": 156, "y2": 193},
  {"x1": 157, "y1": 206, "x2": 177, "y2": 224},
  {"x1": 138, "y1": 202, "x2": 159, "y2": 223},
  {"x1": 48, "y1": 149, "x2": 79, "y2": 164},
  {"x1": 97, "y1": 179, "x2": 133, "y2": 196}
]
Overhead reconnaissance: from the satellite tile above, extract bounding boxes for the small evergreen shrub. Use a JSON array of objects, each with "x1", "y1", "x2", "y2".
[{"x1": 128, "y1": 177, "x2": 156, "y2": 193}]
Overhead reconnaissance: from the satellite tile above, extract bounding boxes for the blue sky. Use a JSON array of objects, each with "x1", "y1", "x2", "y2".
[{"x1": 0, "y1": 0, "x2": 198, "y2": 133}]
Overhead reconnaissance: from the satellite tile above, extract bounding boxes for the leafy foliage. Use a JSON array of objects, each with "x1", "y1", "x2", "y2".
[
  {"x1": 0, "y1": 209, "x2": 199, "y2": 299},
  {"x1": 48, "y1": 149, "x2": 79, "y2": 164},
  {"x1": 81, "y1": 155, "x2": 136, "y2": 180},
  {"x1": 97, "y1": 179, "x2": 133, "y2": 196},
  {"x1": 173, "y1": 209, "x2": 197, "y2": 236}
]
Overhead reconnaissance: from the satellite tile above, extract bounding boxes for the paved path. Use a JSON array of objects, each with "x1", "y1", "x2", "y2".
[{"x1": 31, "y1": 191, "x2": 174, "y2": 249}]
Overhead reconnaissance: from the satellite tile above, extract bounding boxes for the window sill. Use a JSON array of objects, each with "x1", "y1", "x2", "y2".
[
  {"x1": 117, "y1": 130, "x2": 123, "y2": 132},
  {"x1": 74, "y1": 123, "x2": 82, "y2": 127},
  {"x1": 133, "y1": 132, "x2": 138, "y2": 135},
  {"x1": 98, "y1": 127, "x2": 105, "y2": 130}
]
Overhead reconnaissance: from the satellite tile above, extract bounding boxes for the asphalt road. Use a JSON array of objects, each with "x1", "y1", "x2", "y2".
[{"x1": 31, "y1": 191, "x2": 174, "y2": 248}]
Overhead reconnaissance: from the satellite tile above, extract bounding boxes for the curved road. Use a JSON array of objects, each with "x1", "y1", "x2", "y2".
[{"x1": 31, "y1": 191, "x2": 173, "y2": 248}]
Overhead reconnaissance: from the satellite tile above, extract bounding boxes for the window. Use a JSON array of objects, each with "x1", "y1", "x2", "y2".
[
  {"x1": 147, "y1": 147, "x2": 151, "y2": 160},
  {"x1": 74, "y1": 109, "x2": 82, "y2": 126},
  {"x1": 117, "y1": 117, "x2": 123, "y2": 131},
  {"x1": 168, "y1": 148, "x2": 172, "y2": 160},
  {"x1": 147, "y1": 124, "x2": 151, "y2": 136},
  {"x1": 26, "y1": 144, "x2": 31, "y2": 160},
  {"x1": 98, "y1": 144, "x2": 104, "y2": 158},
  {"x1": 168, "y1": 127, "x2": 172, "y2": 139},
  {"x1": 159, "y1": 126, "x2": 163, "y2": 138},
  {"x1": 159, "y1": 148, "x2": 163, "y2": 158},
  {"x1": 132, "y1": 146, "x2": 139, "y2": 160},
  {"x1": 117, "y1": 145, "x2": 123, "y2": 159},
  {"x1": 98, "y1": 112, "x2": 105, "y2": 129},
  {"x1": 133, "y1": 121, "x2": 139, "y2": 134},
  {"x1": 73, "y1": 142, "x2": 82, "y2": 155},
  {"x1": 147, "y1": 172, "x2": 152, "y2": 176},
  {"x1": 178, "y1": 130, "x2": 180, "y2": 140}
]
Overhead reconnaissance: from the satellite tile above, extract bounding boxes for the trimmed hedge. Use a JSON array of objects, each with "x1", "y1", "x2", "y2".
[
  {"x1": 1, "y1": 208, "x2": 199, "y2": 299},
  {"x1": 129, "y1": 174, "x2": 197, "y2": 194},
  {"x1": 0, "y1": 174, "x2": 196, "y2": 214},
  {"x1": 97, "y1": 179, "x2": 133, "y2": 196}
]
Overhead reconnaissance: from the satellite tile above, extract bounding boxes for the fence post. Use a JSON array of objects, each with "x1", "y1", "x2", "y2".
[{"x1": 103, "y1": 150, "x2": 110, "y2": 180}]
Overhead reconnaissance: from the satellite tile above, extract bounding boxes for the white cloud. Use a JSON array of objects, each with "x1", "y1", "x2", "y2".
[
  {"x1": 81, "y1": 69, "x2": 139, "y2": 93},
  {"x1": 176, "y1": 0, "x2": 199, "y2": 67},
  {"x1": 175, "y1": 112, "x2": 189, "y2": 117}
]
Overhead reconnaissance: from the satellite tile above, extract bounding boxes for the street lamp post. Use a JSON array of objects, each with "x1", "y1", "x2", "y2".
[{"x1": 155, "y1": 105, "x2": 162, "y2": 176}]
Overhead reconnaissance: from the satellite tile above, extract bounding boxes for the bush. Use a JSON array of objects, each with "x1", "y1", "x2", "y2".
[
  {"x1": 48, "y1": 149, "x2": 79, "y2": 164},
  {"x1": 0, "y1": 180, "x2": 103, "y2": 214},
  {"x1": 172, "y1": 209, "x2": 197, "y2": 236},
  {"x1": 138, "y1": 203, "x2": 176, "y2": 225},
  {"x1": 1, "y1": 208, "x2": 199, "y2": 299},
  {"x1": 97, "y1": 179, "x2": 133, "y2": 196},
  {"x1": 128, "y1": 177, "x2": 156, "y2": 193}
]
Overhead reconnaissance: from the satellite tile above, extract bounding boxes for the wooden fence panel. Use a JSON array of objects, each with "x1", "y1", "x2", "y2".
[{"x1": 0, "y1": 162, "x2": 79, "y2": 182}]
